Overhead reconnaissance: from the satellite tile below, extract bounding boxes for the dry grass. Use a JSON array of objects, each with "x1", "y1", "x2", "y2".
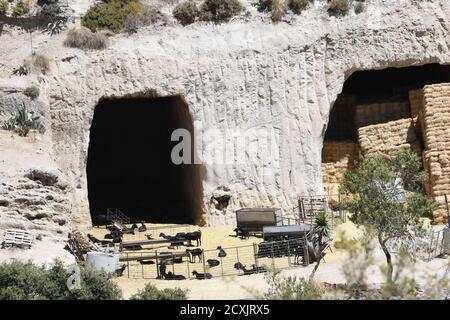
[
  {"x1": 63, "y1": 27, "x2": 109, "y2": 50},
  {"x1": 30, "y1": 53, "x2": 50, "y2": 74}
]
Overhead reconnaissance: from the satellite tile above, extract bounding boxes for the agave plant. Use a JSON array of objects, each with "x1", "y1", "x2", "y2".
[
  {"x1": 12, "y1": 64, "x2": 30, "y2": 76},
  {"x1": 1, "y1": 103, "x2": 45, "y2": 137},
  {"x1": 314, "y1": 212, "x2": 331, "y2": 247}
]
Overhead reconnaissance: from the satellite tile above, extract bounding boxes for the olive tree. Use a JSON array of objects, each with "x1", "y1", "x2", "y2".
[{"x1": 341, "y1": 149, "x2": 435, "y2": 282}]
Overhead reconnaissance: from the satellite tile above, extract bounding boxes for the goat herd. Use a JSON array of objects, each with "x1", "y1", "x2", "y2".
[{"x1": 88, "y1": 222, "x2": 319, "y2": 281}]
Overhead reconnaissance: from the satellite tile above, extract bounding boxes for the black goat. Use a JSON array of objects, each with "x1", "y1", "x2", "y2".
[
  {"x1": 87, "y1": 234, "x2": 111, "y2": 246},
  {"x1": 207, "y1": 259, "x2": 220, "y2": 268},
  {"x1": 159, "y1": 232, "x2": 185, "y2": 249},
  {"x1": 186, "y1": 248, "x2": 203, "y2": 263},
  {"x1": 192, "y1": 270, "x2": 212, "y2": 280},
  {"x1": 165, "y1": 271, "x2": 186, "y2": 280},
  {"x1": 217, "y1": 246, "x2": 227, "y2": 258},
  {"x1": 138, "y1": 223, "x2": 147, "y2": 232},
  {"x1": 210, "y1": 195, "x2": 231, "y2": 210},
  {"x1": 234, "y1": 262, "x2": 266, "y2": 275},
  {"x1": 234, "y1": 227, "x2": 250, "y2": 239},
  {"x1": 145, "y1": 234, "x2": 153, "y2": 240},
  {"x1": 185, "y1": 231, "x2": 202, "y2": 247},
  {"x1": 115, "y1": 264, "x2": 126, "y2": 277},
  {"x1": 131, "y1": 223, "x2": 138, "y2": 229}
]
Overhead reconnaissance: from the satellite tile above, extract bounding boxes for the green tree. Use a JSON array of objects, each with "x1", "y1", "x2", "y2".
[
  {"x1": 0, "y1": 260, "x2": 122, "y2": 300},
  {"x1": 341, "y1": 150, "x2": 435, "y2": 282}
]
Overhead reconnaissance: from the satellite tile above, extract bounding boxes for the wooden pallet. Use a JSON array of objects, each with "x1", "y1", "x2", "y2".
[{"x1": 1, "y1": 229, "x2": 33, "y2": 249}]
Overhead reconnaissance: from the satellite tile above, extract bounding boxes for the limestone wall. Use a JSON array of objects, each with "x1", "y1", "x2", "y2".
[
  {"x1": 421, "y1": 83, "x2": 450, "y2": 223},
  {"x1": 358, "y1": 118, "x2": 422, "y2": 157},
  {"x1": 1, "y1": 0, "x2": 450, "y2": 231}
]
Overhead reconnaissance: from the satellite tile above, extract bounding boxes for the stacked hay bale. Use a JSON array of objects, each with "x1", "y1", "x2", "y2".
[
  {"x1": 358, "y1": 118, "x2": 422, "y2": 157},
  {"x1": 354, "y1": 100, "x2": 411, "y2": 129},
  {"x1": 421, "y1": 83, "x2": 450, "y2": 223},
  {"x1": 321, "y1": 142, "x2": 359, "y2": 204}
]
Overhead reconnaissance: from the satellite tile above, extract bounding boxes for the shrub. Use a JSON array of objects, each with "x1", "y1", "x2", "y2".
[
  {"x1": 12, "y1": 64, "x2": 30, "y2": 76},
  {"x1": 37, "y1": 0, "x2": 59, "y2": 5},
  {"x1": 64, "y1": 27, "x2": 109, "y2": 50},
  {"x1": 199, "y1": 0, "x2": 244, "y2": 23},
  {"x1": 0, "y1": 260, "x2": 122, "y2": 300},
  {"x1": 257, "y1": 0, "x2": 286, "y2": 22},
  {"x1": 82, "y1": 0, "x2": 144, "y2": 33},
  {"x1": 24, "y1": 86, "x2": 40, "y2": 100},
  {"x1": 40, "y1": 3, "x2": 63, "y2": 19},
  {"x1": 0, "y1": 0, "x2": 8, "y2": 15},
  {"x1": 288, "y1": 0, "x2": 308, "y2": 14},
  {"x1": 173, "y1": 0, "x2": 199, "y2": 26},
  {"x1": 30, "y1": 53, "x2": 50, "y2": 74},
  {"x1": 1, "y1": 103, "x2": 45, "y2": 136},
  {"x1": 328, "y1": 0, "x2": 350, "y2": 15},
  {"x1": 354, "y1": 1, "x2": 364, "y2": 14},
  {"x1": 13, "y1": 0, "x2": 29, "y2": 16},
  {"x1": 270, "y1": 0, "x2": 285, "y2": 22},
  {"x1": 130, "y1": 283, "x2": 188, "y2": 300},
  {"x1": 123, "y1": 5, "x2": 163, "y2": 34},
  {"x1": 263, "y1": 269, "x2": 323, "y2": 300}
]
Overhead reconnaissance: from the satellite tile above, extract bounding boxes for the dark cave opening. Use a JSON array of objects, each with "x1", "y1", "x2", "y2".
[
  {"x1": 87, "y1": 95, "x2": 203, "y2": 226},
  {"x1": 325, "y1": 63, "x2": 450, "y2": 142}
]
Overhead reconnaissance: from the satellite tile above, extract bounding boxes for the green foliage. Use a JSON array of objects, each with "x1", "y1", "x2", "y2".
[
  {"x1": 288, "y1": 0, "x2": 308, "y2": 14},
  {"x1": 257, "y1": 0, "x2": 286, "y2": 22},
  {"x1": 339, "y1": 234, "x2": 450, "y2": 300},
  {"x1": 24, "y1": 86, "x2": 40, "y2": 100},
  {"x1": 13, "y1": 0, "x2": 29, "y2": 16},
  {"x1": 341, "y1": 150, "x2": 435, "y2": 281},
  {"x1": 0, "y1": 0, "x2": 8, "y2": 15},
  {"x1": 64, "y1": 27, "x2": 109, "y2": 50},
  {"x1": 199, "y1": 0, "x2": 244, "y2": 23},
  {"x1": 130, "y1": 283, "x2": 188, "y2": 300},
  {"x1": 328, "y1": 0, "x2": 349, "y2": 15},
  {"x1": 263, "y1": 269, "x2": 323, "y2": 300},
  {"x1": 1, "y1": 103, "x2": 45, "y2": 136},
  {"x1": 123, "y1": 5, "x2": 163, "y2": 34},
  {"x1": 0, "y1": 260, "x2": 122, "y2": 300},
  {"x1": 173, "y1": 0, "x2": 199, "y2": 26},
  {"x1": 82, "y1": 0, "x2": 144, "y2": 33}
]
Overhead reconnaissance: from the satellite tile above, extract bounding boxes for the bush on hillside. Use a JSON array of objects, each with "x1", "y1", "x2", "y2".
[
  {"x1": 63, "y1": 27, "x2": 109, "y2": 50},
  {"x1": 130, "y1": 283, "x2": 188, "y2": 300},
  {"x1": 199, "y1": 0, "x2": 244, "y2": 23},
  {"x1": 13, "y1": 0, "x2": 29, "y2": 16},
  {"x1": 123, "y1": 5, "x2": 164, "y2": 34},
  {"x1": 328, "y1": 0, "x2": 350, "y2": 16},
  {"x1": 173, "y1": 0, "x2": 199, "y2": 26},
  {"x1": 81, "y1": 0, "x2": 144, "y2": 33},
  {"x1": 0, "y1": 0, "x2": 8, "y2": 15},
  {"x1": 24, "y1": 86, "x2": 40, "y2": 100},
  {"x1": 288, "y1": 0, "x2": 308, "y2": 14}
]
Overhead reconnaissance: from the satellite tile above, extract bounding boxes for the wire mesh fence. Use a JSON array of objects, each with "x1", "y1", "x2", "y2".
[{"x1": 120, "y1": 237, "x2": 311, "y2": 280}]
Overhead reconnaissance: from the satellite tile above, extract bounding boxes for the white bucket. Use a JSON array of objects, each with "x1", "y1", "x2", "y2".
[{"x1": 86, "y1": 251, "x2": 119, "y2": 273}]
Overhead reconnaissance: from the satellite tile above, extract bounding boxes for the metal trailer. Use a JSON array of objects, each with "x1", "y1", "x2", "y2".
[
  {"x1": 262, "y1": 225, "x2": 312, "y2": 242},
  {"x1": 235, "y1": 208, "x2": 281, "y2": 237}
]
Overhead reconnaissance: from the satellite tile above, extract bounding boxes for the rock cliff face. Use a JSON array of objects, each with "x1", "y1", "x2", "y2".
[{"x1": 1, "y1": 0, "x2": 450, "y2": 244}]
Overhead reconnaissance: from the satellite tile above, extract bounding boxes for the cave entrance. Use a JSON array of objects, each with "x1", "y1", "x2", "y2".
[
  {"x1": 322, "y1": 63, "x2": 450, "y2": 199},
  {"x1": 87, "y1": 95, "x2": 203, "y2": 226}
]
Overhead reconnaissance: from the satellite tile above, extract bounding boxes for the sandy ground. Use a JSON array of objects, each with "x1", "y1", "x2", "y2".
[{"x1": 91, "y1": 221, "x2": 449, "y2": 299}]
